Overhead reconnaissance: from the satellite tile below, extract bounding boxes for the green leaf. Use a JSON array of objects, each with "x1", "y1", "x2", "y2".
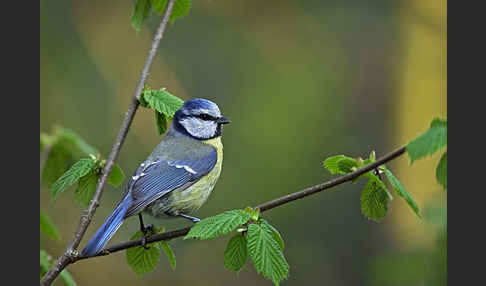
[
  {"x1": 244, "y1": 206, "x2": 260, "y2": 221},
  {"x1": 51, "y1": 158, "x2": 97, "y2": 199},
  {"x1": 40, "y1": 210, "x2": 61, "y2": 241},
  {"x1": 139, "y1": 86, "x2": 150, "y2": 107},
  {"x1": 142, "y1": 88, "x2": 184, "y2": 118},
  {"x1": 224, "y1": 234, "x2": 248, "y2": 272},
  {"x1": 184, "y1": 210, "x2": 251, "y2": 240},
  {"x1": 131, "y1": 0, "x2": 152, "y2": 31},
  {"x1": 382, "y1": 167, "x2": 421, "y2": 218},
  {"x1": 56, "y1": 127, "x2": 98, "y2": 156},
  {"x1": 260, "y1": 219, "x2": 284, "y2": 250},
  {"x1": 152, "y1": 0, "x2": 191, "y2": 23},
  {"x1": 364, "y1": 172, "x2": 394, "y2": 200},
  {"x1": 160, "y1": 241, "x2": 176, "y2": 270},
  {"x1": 323, "y1": 155, "x2": 346, "y2": 174},
  {"x1": 337, "y1": 157, "x2": 358, "y2": 173},
  {"x1": 41, "y1": 127, "x2": 98, "y2": 187},
  {"x1": 406, "y1": 118, "x2": 447, "y2": 163},
  {"x1": 108, "y1": 164, "x2": 125, "y2": 187},
  {"x1": 360, "y1": 178, "x2": 389, "y2": 222},
  {"x1": 42, "y1": 141, "x2": 77, "y2": 187},
  {"x1": 74, "y1": 171, "x2": 99, "y2": 208},
  {"x1": 436, "y1": 152, "x2": 447, "y2": 190},
  {"x1": 323, "y1": 155, "x2": 358, "y2": 174},
  {"x1": 247, "y1": 224, "x2": 289, "y2": 286},
  {"x1": 155, "y1": 111, "x2": 168, "y2": 135},
  {"x1": 126, "y1": 229, "x2": 161, "y2": 276}
]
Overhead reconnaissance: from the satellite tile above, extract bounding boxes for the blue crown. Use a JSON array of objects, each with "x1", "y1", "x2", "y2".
[{"x1": 182, "y1": 98, "x2": 219, "y2": 112}]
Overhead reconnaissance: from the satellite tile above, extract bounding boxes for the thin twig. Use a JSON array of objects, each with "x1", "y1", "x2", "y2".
[
  {"x1": 40, "y1": 1, "x2": 177, "y2": 285},
  {"x1": 72, "y1": 145, "x2": 407, "y2": 261}
]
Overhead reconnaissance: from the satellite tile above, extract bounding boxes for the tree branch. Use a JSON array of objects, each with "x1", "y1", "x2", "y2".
[
  {"x1": 40, "y1": 1, "x2": 177, "y2": 285},
  {"x1": 71, "y1": 145, "x2": 407, "y2": 262}
]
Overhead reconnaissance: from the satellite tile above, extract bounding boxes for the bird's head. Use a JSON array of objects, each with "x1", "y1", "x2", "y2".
[{"x1": 172, "y1": 98, "x2": 231, "y2": 140}]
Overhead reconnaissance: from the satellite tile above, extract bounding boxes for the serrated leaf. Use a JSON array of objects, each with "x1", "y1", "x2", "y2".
[
  {"x1": 436, "y1": 152, "x2": 447, "y2": 190},
  {"x1": 260, "y1": 219, "x2": 284, "y2": 250},
  {"x1": 247, "y1": 224, "x2": 289, "y2": 286},
  {"x1": 184, "y1": 210, "x2": 250, "y2": 240},
  {"x1": 382, "y1": 167, "x2": 421, "y2": 218},
  {"x1": 74, "y1": 171, "x2": 99, "y2": 208},
  {"x1": 108, "y1": 164, "x2": 125, "y2": 187},
  {"x1": 40, "y1": 210, "x2": 61, "y2": 241},
  {"x1": 126, "y1": 229, "x2": 161, "y2": 276},
  {"x1": 160, "y1": 241, "x2": 176, "y2": 270},
  {"x1": 51, "y1": 158, "x2": 97, "y2": 199},
  {"x1": 224, "y1": 234, "x2": 248, "y2": 272},
  {"x1": 152, "y1": 0, "x2": 191, "y2": 23},
  {"x1": 323, "y1": 155, "x2": 346, "y2": 174},
  {"x1": 407, "y1": 118, "x2": 447, "y2": 163},
  {"x1": 131, "y1": 0, "x2": 152, "y2": 31},
  {"x1": 337, "y1": 157, "x2": 358, "y2": 173},
  {"x1": 143, "y1": 88, "x2": 184, "y2": 118},
  {"x1": 155, "y1": 111, "x2": 168, "y2": 135},
  {"x1": 364, "y1": 172, "x2": 394, "y2": 200},
  {"x1": 360, "y1": 179, "x2": 388, "y2": 222}
]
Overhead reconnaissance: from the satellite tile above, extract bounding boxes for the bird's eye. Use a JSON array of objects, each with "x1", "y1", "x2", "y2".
[{"x1": 198, "y1": 114, "x2": 213, "y2": 121}]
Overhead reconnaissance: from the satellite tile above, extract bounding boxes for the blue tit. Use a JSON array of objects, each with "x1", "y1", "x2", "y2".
[{"x1": 81, "y1": 98, "x2": 231, "y2": 256}]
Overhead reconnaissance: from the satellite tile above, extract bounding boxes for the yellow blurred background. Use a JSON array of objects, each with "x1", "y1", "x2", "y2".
[{"x1": 40, "y1": 0, "x2": 446, "y2": 285}]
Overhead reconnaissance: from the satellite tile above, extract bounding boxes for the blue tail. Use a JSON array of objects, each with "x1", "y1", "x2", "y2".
[{"x1": 81, "y1": 195, "x2": 133, "y2": 256}]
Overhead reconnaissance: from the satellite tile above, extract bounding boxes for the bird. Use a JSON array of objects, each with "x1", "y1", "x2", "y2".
[{"x1": 81, "y1": 98, "x2": 231, "y2": 256}]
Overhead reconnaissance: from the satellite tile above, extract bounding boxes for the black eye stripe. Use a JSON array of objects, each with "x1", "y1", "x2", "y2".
[
  {"x1": 179, "y1": 113, "x2": 217, "y2": 121},
  {"x1": 195, "y1": 114, "x2": 217, "y2": 121}
]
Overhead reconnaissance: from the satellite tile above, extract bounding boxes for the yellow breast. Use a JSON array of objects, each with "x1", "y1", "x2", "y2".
[{"x1": 168, "y1": 137, "x2": 223, "y2": 214}]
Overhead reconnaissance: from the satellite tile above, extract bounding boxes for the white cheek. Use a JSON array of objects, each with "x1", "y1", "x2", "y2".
[{"x1": 180, "y1": 118, "x2": 217, "y2": 139}]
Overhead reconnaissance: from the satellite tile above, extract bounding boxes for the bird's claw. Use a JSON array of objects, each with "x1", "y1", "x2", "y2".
[
  {"x1": 141, "y1": 224, "x2": 154, "y2": 249},
  {"x1": 141, "y1": 237, "x2": 150, "y2": 249}
]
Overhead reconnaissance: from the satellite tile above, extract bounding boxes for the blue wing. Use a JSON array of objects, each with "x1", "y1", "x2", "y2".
[{"x1": 123, "y1": 149, "x2": 218, "y2": 217}]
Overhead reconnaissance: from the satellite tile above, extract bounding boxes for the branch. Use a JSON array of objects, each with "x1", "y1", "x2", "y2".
[
  {"x1": 71, "y1": 145, "x2": 407, "y2": 262},
  {"x1": 40, "y1": 1, "x2": 177, "y2": 284},
  {"x1": 256, "y1": 146, "x2": 406, "y2": 211}
]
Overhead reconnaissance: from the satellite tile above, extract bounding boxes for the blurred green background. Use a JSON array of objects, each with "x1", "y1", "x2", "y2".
[{"x1": 40, "y1": 0, "x2": 447, "y2": 285}]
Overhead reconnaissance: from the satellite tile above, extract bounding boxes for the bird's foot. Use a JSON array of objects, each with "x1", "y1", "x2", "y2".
[{"x1": 141, "y1": 224, "x2": 154, "y2": 249}]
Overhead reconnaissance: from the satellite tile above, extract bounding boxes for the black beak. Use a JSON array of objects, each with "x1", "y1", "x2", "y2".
[{"x1": 217, "y1": 116, "x2": 231, "y2": 124}]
